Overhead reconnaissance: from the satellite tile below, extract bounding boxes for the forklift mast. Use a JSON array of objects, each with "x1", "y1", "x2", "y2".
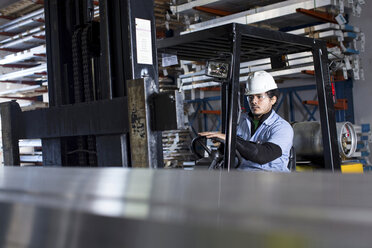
[{"x1": 0, "y1": 0, "x2": 166, "y2": 167}]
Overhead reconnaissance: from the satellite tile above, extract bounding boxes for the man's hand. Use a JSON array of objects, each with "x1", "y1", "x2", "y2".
[{"x1": 198, "y1": 132, "x2": 226, "y2": 141}]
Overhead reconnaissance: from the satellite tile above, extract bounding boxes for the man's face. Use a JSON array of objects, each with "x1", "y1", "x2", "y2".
[{"x1": 247, "y1": 93, "x2": 277, "y2": 118}]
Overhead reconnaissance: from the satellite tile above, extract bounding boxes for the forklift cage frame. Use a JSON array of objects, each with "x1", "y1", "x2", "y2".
[{"x1": 157, "y1": 23, "x2": 340, "y2": 171}]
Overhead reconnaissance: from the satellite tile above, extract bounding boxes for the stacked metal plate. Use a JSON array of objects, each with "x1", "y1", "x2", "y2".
[
  {"x1": 168, "y1": 0, "x2": 365, "y2": 86},
  {"x1": 177, "y1": 49, "x2": 347, "y2": 90},
  {"x1": 0, "y1": 4, "x2": 48, "y2": 166},
  {"x1": 162, "y1": 129, "x2": 195, "y2": 167},
  {"x1": 0, "y1": 6, "x2": 47, "y2": 91},
  {"x1": 0, "y1": 1, "x2": 100, "y2": 85},
  {"x1": 171, "y1": 0, "x2": 287, "y2": 16},
  {"x1": 18, "y1": 139, "x2": 43, "y2": 164},
  {"x1": 287, "y1": 22, "x2": 365, "y2": 80},
  {"x1": 180, "y1": 0, "x2": 364, "y2": 33}
]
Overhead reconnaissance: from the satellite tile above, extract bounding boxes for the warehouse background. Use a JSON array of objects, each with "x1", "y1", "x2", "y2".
[{"x1": 0, "y1": 0, "x2": 370, "y2": 166}]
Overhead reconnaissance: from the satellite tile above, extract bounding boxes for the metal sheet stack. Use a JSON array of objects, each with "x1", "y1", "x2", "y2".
[
  {"x1": 168, "y1": 0, "x2": 366, "y2": 91},
  {"x1": 287, "y1": 21, "x2": 364, "y2": 80},
  {"x1": 2, "y1": 167, "x2": 372, "y2": 247},
  {"x1": 0, "y1": 5, "x2": 47, "y2": 104},
  {"x1": 162, "y1": 129, "x2": 195, "y2": 167}
]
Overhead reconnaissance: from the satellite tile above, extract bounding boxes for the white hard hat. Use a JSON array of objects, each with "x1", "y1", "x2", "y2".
[{"x1": 245, "y1": 71, "x2": 278, "y2": 95}]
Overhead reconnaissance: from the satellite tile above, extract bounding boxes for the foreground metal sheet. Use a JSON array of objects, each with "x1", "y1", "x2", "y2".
[{"x1": 0, "y1": 167, "x2": 372, "y2": 247}]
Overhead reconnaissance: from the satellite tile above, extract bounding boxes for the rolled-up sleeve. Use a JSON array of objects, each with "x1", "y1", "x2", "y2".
[{"x1": 266, "y1": 121, "x2": 294, "y2": 156}]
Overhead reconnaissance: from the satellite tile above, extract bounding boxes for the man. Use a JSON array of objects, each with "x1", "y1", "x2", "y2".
[{"x1": 200, "y1": 70, "x2": 293, "y2": 172}]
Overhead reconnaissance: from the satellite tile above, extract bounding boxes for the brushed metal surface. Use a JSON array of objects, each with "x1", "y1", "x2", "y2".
[{"x1": 0, "y1": 167, "x2": 372, "y2": 247}]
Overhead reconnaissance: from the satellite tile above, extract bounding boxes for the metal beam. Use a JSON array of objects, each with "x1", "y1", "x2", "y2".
[
  {"x1": 127, "y1": 78, "x2": 163, "y2": 168},
  {"x1": 193, "y1": 6, "x2": 233, "y2": 16},
  {"x1": 224, "y1": 24, "x2": 241, "y2": 171},
  {"x1": 1, "y1": 97, "x2": 129, "y2": 141},
  {"x1": 313, "y1": 40, "x2": 340, "y2": 170},
  {"x1": 0, "y1": 101, "x2": 21, "y2": 166},
  {"x1": 44, "y1": 0, "x2": 75, "y2": 106}
]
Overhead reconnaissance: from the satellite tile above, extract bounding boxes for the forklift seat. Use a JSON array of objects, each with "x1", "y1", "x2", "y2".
[{"x1": 287, "y1": 146, "x2": 296, "y2": 171}]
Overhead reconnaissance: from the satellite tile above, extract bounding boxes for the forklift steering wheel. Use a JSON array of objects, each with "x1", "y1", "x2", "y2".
[{"x1": 190, "y1": 135, "x2": 242, "y2": 169}]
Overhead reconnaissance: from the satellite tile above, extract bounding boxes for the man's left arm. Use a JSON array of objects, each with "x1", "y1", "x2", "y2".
[
  {"x1": 236, "y1": 122, "x2": 293, "y2": 164},
  {"x1": 235, "y1": 138, "x2": 282, "y2": 164}
]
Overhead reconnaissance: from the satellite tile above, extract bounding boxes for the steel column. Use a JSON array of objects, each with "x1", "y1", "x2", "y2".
[
  {"x1": 224, "y1": 24, "x2": 241, "y2": 171},
  {"x1": 95, "y1": 135, "x2": 128, "y2": 167},
  {"x1": 95, "y1": 0, "x2": 129, "y2": 167},
  {"x1": 119, "y1": 0, "x2": 162, "y2": 168},
  {"x1": 40, "y1": 0, "x2": 162, "y2": 167},
  {"x1": 203, "y1": 101, "x2": 207, "y2": 131},
  {"x1": 42, "y1": 139, "x2": 62, "y2": 166},
  {"x1": 44, "y1": 0, "x2": 76, "y2": 106},
  {"x1": 0, "y1": 101, "x2": 21, "y2": 166},
  {"x1": 221, "y1": 83, "x2": 228, "y2": 132},
  {"x1": 123, "y1": 0, "x2": 159, "y2": 80},
  {"x1": 313, "y1": 41, "x2": 340, "y2": 170},
  {"x1": 44, "y1": 0, "x2": 78, "y2": 166},
  {"x1": 289, "y1": 91, "x2": 294, "y2": 122},
  {"x1": 127, "y1": 78, "x2": 163, "y2": 168},
  {"x1": 98, "y1": 0, "x2": 113, "y2": 99},
  {"x1": 97, "y1": 0, "x2": 162, "y2": 167},
  {"x1": 99, "y1": 0, "x2": 127, "y2": 97}
]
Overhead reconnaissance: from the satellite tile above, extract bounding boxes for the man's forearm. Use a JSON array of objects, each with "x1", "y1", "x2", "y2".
[{"x1": 235, "y1": 137, "x2": 282, "y2": 164}]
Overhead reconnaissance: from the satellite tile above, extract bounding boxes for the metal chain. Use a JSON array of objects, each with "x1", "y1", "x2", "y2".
[
  {"x1": 82, "y1": 25, "x2": 93, "y2": 102},
  {"x1": 72, "y1": 28, "x2": 84, "y2": 103},
  {"x1": 72, "y1": 27, "x2": 87, "y2": 166},
  {"x1": 82, "y1": 24, "x2": 97, "y2": 166}
]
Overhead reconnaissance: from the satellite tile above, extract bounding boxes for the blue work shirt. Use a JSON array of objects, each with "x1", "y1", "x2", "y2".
[{"x1": 236, "y1": 110, "x2": 293, "y2": 172}]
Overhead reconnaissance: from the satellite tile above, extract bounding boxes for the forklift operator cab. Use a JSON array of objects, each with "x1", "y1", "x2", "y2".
[
  {"x1": 190, "y1": 135, "x2": 242, "y2": 170},
  {"x1": 190, "y1": 135, "x2": 295, "y2": 171},
  {"x1": 191, "y1": 71, "x2": 294, "y2": 172}
]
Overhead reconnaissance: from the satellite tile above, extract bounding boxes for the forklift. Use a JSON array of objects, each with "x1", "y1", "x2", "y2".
[
  {"x1": 1, "y1": 0, "x2": 340, "y2": 171},
  {"x1": 157, "y1": 23, "x2": 341, "y2": 171}
]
